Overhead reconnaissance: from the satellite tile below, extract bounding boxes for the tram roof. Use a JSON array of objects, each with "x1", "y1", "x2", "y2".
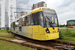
[
  {"x1": 25, "y1": 7, "x2": 55, "y2": 16},
  {"x1": 14, "y1": 7, "x2": 55, "y2": 22}
]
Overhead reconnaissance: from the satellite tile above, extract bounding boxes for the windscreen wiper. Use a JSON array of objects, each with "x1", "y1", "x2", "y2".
[{"x1": 46, "y1": 16, "x2": 51, "y2": 22}]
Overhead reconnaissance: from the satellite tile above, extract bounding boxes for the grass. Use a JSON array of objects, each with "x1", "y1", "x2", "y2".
[
  {"x1": 57, "y1": 29, "x2": 75, "y2": 43},
  {"x1": 0, "y1": 30, "x2": 37, "y2": 50},
  {"x1": 0, "y1": 40, "x2": 37, "y2": 50},
  {"x1": 0, "y1": 37, "x2": 14, "y2": 40},
  {"x1": 0, "y1": 29, "x2": 75, "y2": 49},
  {"x1": 0, "y1": 30, "x2": 14, "y2": 40},
  {"x1": 0, "y1": 30, "x2": 14, "y2": 37}
]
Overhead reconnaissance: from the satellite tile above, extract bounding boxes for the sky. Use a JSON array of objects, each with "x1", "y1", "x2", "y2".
[{"x1": 17, "y1": 0, "x2": 75, "y2": 25}]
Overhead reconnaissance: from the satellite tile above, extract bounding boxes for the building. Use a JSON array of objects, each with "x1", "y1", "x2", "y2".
[
  {"x1": 0, "y1": 0, "x2": 16, "y2": 29},
  {"x1": 0, "y1": 1, "x2": 1, "y2": 29},
  {"x1": 67, "y1": 20, "x2": 75, "y2": 26},
  {"x1": 32, "y1": 1, "x2": 47, "y2": 10},
  {"x1": 16, "y1": 12, "x2": 27, "y2": 20}
]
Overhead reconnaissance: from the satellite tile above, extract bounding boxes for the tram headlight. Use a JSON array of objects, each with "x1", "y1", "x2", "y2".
[
  {"x1": 46, "y1": 31, "x2": 50, "y2": 33},
  {"x1": 46, "y1": 28, "x2": 50, "y2": 33}
]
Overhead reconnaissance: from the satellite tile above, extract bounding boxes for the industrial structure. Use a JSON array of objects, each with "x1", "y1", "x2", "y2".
[
  {"x1": 0, "y1": 0, "x2": 16, "y2": 29},
  {"x1": 67, "y1": 20, "x2": 75, "y2": 26},
  {"x1": 32, "y1": 1, "x2": 47, "y2": 10}
]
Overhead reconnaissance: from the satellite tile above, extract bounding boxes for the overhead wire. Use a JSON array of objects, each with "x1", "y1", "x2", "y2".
[
  {"x1": 11, "y1": 0, "x2": 31, "y2": 11},
  {"x1": 17, "y1": 0, "x2": 29, "y2": 8},
  {"x1": 11, "y1": 7, "x2": 31, "y2": 10}
]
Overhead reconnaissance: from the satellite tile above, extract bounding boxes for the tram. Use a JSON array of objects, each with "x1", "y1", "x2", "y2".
[{"x1": 11, "y1": 7, "x2": 59, "y2": 41}]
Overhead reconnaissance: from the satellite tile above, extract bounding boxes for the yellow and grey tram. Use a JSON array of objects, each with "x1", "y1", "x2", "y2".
[{"x1": 11, "y1": 7, "x2": 59, "y2": 41}]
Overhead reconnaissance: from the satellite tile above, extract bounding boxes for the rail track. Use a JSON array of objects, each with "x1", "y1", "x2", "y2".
[{"x1": 0, "y1": 33, "x2": 75, "y2": 50}]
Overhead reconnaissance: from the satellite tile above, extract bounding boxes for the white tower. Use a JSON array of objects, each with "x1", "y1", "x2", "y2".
[
  {"x1": 0, "y1": 0, "x2": 16, "y2": 29},
  {"x1": 8, "y1": 0, "x2": 17, "y2": 28}
]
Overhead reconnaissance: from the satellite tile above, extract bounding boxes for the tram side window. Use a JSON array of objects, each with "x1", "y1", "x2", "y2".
[
  {"x1": 25, "y1": 16, "x2": 30, "y2": 26},
  {"x1": 15, "y1": 20, "x2": 19, "y2": 27},
  {"x1": 32, "y1": 12, "x2": 39, "y2": 25},
  {"x1": 39, "y1": 12, "x2": 44, "y2": 27},
  {"x1": 22, "y1": 17, "x2": 25, "y2": 26},
  {"x1": 19, "y1": 18, "x2": 22, "y2": 26},
  {"x1": 30, "y1": 15, "x2": 34, "y2": 25}
]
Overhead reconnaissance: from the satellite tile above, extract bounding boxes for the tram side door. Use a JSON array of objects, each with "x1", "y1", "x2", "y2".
[
  {"x1": 19, "y1": 18, "x2": 23, "y2": 35},
  {"x1": 13, "y1": 22, "x2": 15, "y2": 31}
]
